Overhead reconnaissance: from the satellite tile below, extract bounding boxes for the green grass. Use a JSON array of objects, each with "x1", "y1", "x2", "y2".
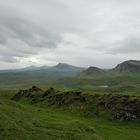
[
  {"x1": 0, "y1": 60, "x2": 140, "y2": 139},
  {"x1": 0, "y1": 90, "x2": 140, "y2": 140},
  {"x1": 0, "y1": 99, "x2": 99, "y2": 140}
]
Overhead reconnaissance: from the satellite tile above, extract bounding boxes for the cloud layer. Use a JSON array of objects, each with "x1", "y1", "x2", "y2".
[
  {"x1": 0, "y1": 0, "x2": 140, "y2": 69},
  {"x1": 0, "y1": 5, "x2": 62, "y2": 64}
]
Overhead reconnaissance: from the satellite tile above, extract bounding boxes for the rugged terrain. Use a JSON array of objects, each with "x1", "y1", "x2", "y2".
[
  {"x1": 0, "y1": 86, "x2": 140, "y2": 140},
  {"x1": 11, "y1": 86, "x2": 140, "y2": 121},
  {"x1": 0, "y1": 60, "x2": 140, "y2": 139}
]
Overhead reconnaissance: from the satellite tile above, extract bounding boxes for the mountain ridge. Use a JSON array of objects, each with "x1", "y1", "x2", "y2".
[
  {"x1": 0, "y1": 60, "x2": 139, "y2": 76},
  {"x1": 78, "y1": 60, "x2": 140, "y2": 78},
  {"x1": 0, "y1": 63, "x2": 84, "y2": 73},
  {"x1": 113, "y1": 60, "x2": 140, "y2": 72}
]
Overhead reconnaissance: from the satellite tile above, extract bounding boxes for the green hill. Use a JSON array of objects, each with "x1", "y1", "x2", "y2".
[
  {"x1": 0, "y1": 60, "x2": 139, "y2": 95},
  {"x1": 78, "y1": 60, "x2": 140, "y2": 79},
  {"x1": 78, "y1": 66, "x2": 105, "y2": 79}
]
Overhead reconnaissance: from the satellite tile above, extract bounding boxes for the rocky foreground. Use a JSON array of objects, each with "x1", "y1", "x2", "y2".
[{"x1": 11, "y1": 86, "x2": 140, "y2": 121}]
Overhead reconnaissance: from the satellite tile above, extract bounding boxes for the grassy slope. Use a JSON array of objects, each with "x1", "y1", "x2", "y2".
[
  {"x1": 0, "y1": 101, "x2": 101, "y2": 140},
  {"x1": 0, "y1": 90, "x2": 140, "y2": 140}
]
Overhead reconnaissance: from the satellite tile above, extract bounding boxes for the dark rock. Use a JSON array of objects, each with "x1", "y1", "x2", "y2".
[
  {"x1": 43, "y1": 88, "x2": 54, "y2": 97},
  {"x1": 48, "y1": 91, "x2": 86, "y2": 106},
  {"x1": 11, "y1": 86, "x2": 42, "y2": 101},
  {"x1": 29, "y1": 86, "x2": 41, "y2": 92},
  {"x1": 97, "y1": 94, "x2": 140, "y2": 120}
]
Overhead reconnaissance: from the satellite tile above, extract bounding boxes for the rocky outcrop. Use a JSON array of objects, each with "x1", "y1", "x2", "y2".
[
  {"x1": 43, "y1": 88, "x2": 55, "y2": 97},
  {"x1": 11, "y1": 86, "x2": 42, "y2": 101},
  {"x1": 47, "y1": 91, "x2": 86, "y2": 106},
  {"x1": 97, "y1": 94, "x2": 140, "y2": 120},
  {"x1": 11, "y1": 86, "x2": 140, "y2": 121}
]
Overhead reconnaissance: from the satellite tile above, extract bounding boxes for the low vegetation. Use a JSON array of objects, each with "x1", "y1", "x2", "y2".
[
  {"x1": 0, "y1": 60, "x2": 140, "y2": 139},
  {"x1": 11, "y1": 86, "x2": 140, "y2": 121},
  {"x1": 0, "y1": 86, "x2": 140, "y2": 140}
]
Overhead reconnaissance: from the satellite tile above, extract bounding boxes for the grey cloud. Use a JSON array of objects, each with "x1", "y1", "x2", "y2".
[
  {"x1": 0, "y1": 13, "x2": 60, "y2": 48},
  {"x1": 0, "y1": 56, "x2": 19, "y2": 63},
  {"x1": 0, "y1": 0, "x2": 140, "y2": 68},
  {"x1": 0, "y1": 7, "x2": 62, "y2": 60},
  {"x1": 110, "y1": 35, "x2": 140, "y2": 54}
]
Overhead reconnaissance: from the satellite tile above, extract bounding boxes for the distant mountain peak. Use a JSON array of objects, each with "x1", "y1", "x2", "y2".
[
  {"x1": 54, "y1": 63, "x2": 80, "y2": 69},
  {"x1": 58, "y1": 62, "x2": 67, "y2": 65},
  {"x1": 114, "y1": 60, "x2": 140, "y2": 72},
  {"x1": 56, "y1": 63, "x2": 70, "y2": 67},
  {"x1": 83, "y1": 66, "x2": 104, "y2": 75}
]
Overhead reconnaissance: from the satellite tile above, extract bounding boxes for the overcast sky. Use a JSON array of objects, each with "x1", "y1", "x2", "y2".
[{"x1": 0, "y1": 0, "x2": 140, "y2": 69}]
